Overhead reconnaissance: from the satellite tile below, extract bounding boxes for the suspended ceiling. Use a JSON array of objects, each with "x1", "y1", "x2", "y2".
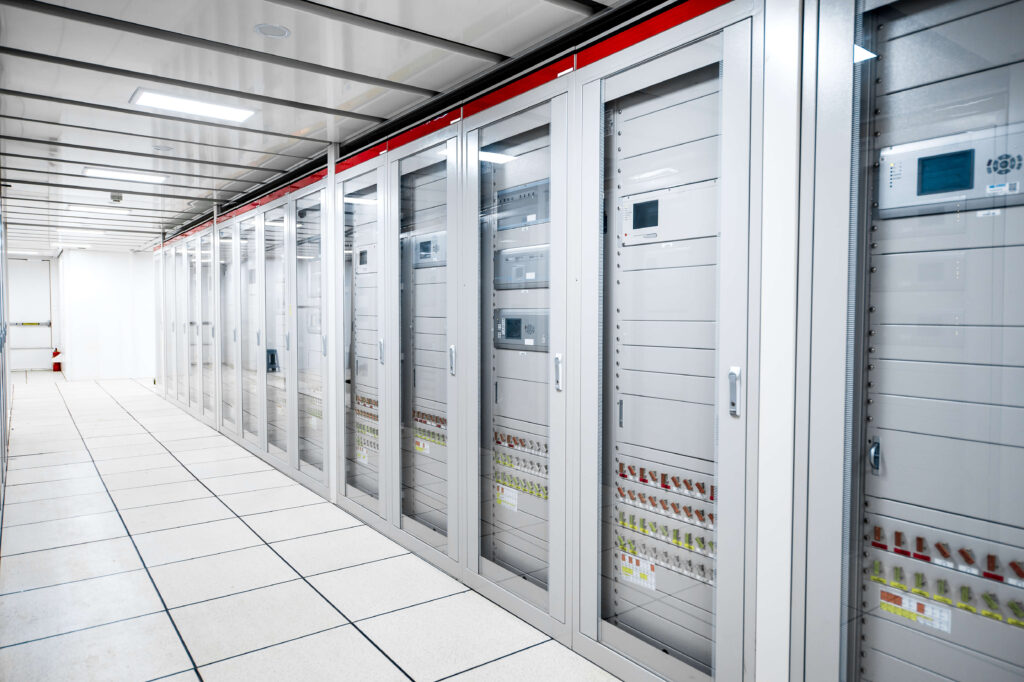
[{"x1": 0, "y1": 0, "x2": 625, "y2": 255}]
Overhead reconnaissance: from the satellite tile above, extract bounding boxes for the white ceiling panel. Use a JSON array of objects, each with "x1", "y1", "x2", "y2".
[{"x1": 2, "y1": 0, "x2": 625, "y2": 250}]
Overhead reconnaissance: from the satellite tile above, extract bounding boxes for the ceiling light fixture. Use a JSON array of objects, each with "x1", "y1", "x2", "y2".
[
  {"x1": 58, "y1": 228, "x2": 106, "y2": 237},
  {"x1": 85, "y1": 167, "x2": 166, "y2": 183},
  {"x1": 55, "y1": 243, "x2": 90, "y2": 250},
  {"x1": 254, "y1": 23, "x2": 290, "y2": 39},
  {"x1": 66, "y1": 204, "x2": 130, "y2": 215},
  {"x1": 8, "y1": 250, "x2": 40, "y2": 256},
  {"x1": 130, "y1": 89, "x2": 255, "y2": 123}
]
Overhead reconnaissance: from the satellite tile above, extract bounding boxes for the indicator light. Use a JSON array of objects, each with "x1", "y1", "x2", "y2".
[{"x1": 959, "y1": 548, "x2": 975, "y2": 565}]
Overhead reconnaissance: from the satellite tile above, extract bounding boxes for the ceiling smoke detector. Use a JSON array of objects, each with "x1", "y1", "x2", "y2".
[{"x1": 254, "y1": 23, "x2": 290, "y2": 39}]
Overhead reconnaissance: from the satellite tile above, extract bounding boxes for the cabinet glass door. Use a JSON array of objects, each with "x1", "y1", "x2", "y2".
[
  {"x1": 188, "y1": 240, "x2": 200, "y2": 409},
  {"x1": 342, "y1": 169, "x2": 383, "y2": 514},
  {"x1": 396, "y1": 140, "x2": 456, "y2": 554},
  {"x1": 175, "y1": 245, "x2": 187, "y2": 403},
  {"x1": 164, "y1": 250, "x2": 175, "y2": 398},
  {"x1": 588, "y1": 26, "x2": 750, "y2": 681},
  {"x1": 296, "y1": 190, "x2": 326, "y2": 477},
  {"x1": 473, "y1": 101, "x2": 564, "y2": 611},
  {"x1": 264, "y1": 206, "x2": 289, "y2": 459},
  {"x1": 201, "y1": 233, "x2": 215, "y2": 419},
  {"x1": 219, "y1": 223, "x2": 238, "y2": 430},
  {"x1": 239, "y1": 217, "x2": 260, "y2": 444}
]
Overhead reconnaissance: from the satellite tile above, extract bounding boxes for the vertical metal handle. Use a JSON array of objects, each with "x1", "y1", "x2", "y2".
[
  {"x1": 869, "y1": 440, "x2": 881, "y2": 476},
  {"x1": 233, "y1": 328, "x2": 238, "y2": 342},
  {"x1": 495, "y1": 381, "x2": 499, "y2": 404},
  {"x1": 322, "y1": 335, "x2": 327, "y2": 357},
  {"x1": 449, "y1": 345, "x2": 456, "y2": 376},
  {"x1": 285, "y1": 332, "x2": 290, "y2": 351},
  {"x1": 211, "y1": 325, "x2": 215, "y2": 338},
  {"x1": 728, "y1": 366, "x2": 741, "y2": 417},
  {"x1": 618, "y1": 399, "x2": 623, "y2": 427},
  {"x1": 256, "y1": 330, "x2": 261, "y2": 346},
  {"x1": 379, "y1": 339, "x2": 384, "y2": 365},
  {"x1": 554, "y1": 353, "x2": 563, "y2": 392}
]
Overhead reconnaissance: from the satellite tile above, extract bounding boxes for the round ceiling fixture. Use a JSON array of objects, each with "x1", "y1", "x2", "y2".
[{"x1": 254, "y1": 23, "x2": 290, "y2": 39}]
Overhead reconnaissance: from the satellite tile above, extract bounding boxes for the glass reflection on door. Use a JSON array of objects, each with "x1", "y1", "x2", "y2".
[
  {"x1": 164, "y1": 250, "x2": 175, "y2": 397},
  {"x1": 219, "y1": 224, "x2": 237, "y2": 429},
  {"x1": 343, "y1": 171, "x2": 381, "y2": 510},
  {"x1": 239, "y1": 218, "x2": 260, "y2": 443},
  {"x1": 200, "y1": 234, "x2": 215, "y2": 419},
  {"x1": 175, "y1": 246, "x2": 187, "y2": 402},
  {"x1": 296, "y1": 191, "x2": 325, "y2": 475},
  {"x1": 188, "y1": 241, "x2": 200, "y2": 408},
  {"x1": 399, "y1": 143, "x2": 450, "y2": 550},
  {"x1": 264, "y1": 206, "x2": 288, "y2": 458},
  {"x1": 477, "y1": 105, "x2": 554, "y2": 608}
]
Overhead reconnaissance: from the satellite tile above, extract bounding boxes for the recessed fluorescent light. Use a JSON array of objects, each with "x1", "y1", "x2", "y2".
[
  {"x1": 58, "y1": 228, "x2": 106, "y2": 237},
  {"x1": 85, "y1": 167, "x2": 166, "y2": 183},
  {"x1": 66, "y1": 204, "x2": 130, "y2": 215},
  {"x1": 55, "y1": 243, "x2": 90, "y2": 250},
  {"x1": 131, "y1": 89, "x2": 255, "y2": 123},
  {"x1": 8, "y1": 250, "x2": 40, "y2": 255},
  {"x1": 853, "y1": 45, "x2": 877, "y2": 63}
]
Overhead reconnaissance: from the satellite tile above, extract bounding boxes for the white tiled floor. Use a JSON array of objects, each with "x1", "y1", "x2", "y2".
[{"x1": 0, "y1": 378, "x2": 618, "y2": 681}]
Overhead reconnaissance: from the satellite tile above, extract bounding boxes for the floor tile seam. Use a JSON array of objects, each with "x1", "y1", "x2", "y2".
[
  {"x1": 136, "y1": 541, "x2": 267, "y2": 569},
  {"x1": 124, "y1": 515, "x2": 239, "y2": 538},
  {"x1": 432, "y1": 638, "x2": 553, "y2": 682},
  {"x1": 350, "y1": 588, "x2": 474, "y2": 624},
  {"x1": 5, "y1": 458, "x2": 93, "y2": 470},
  {"x1": 2, "y1": 507, "x2": 118, "y2": 529},
  {"x1": 215, "y1": 482, "x2": 311, "y2": 499},
  {"x1": 5, "y1": 472, "x2": 102, "y2": 487},
  {"x1": 163, "y1": 576, "x2": 304, "y2": 612},
  {"x1": 0, "y1": 565, "x2": 145, "y2": 598},
  {"x1": 97, "y1": 383, "x2": 416, "y2": 682},
  {"x1": 0, "y1": 607, "x2": 169, "y2": 651},
  {"x1": 53, "y1": 382, "x2": 203, "y2": 677},
  {"x1": 96, "y1": 463, "x2": 189, "y2": 477},
  {"x1": 186, "y1": 467, "x2": 275, "y2": 481},
  {"x1": 2, "y1": 532, "x2": 130, "y2": 557},
  {"x1": 193, "y1": 623, "x2": 351, "y2": 671},
  {"x1": 2, "y1": 489, "x2": 114, "y2": 506},
  {"x1": 255, "y1": 521, "x2": 366, "y2": 545},
  {"x1": 300, "y1": 551, "x2": 412, "y2": 579},
  {"x1": 99, "y1": 474, "x2": 207, "y2": 493},
  {"x1": 115, "y1": 494, "x2": 215, "y2": 511},
  {"x1": 238, "y1": 500, "x2": 327, "y2": 518}
]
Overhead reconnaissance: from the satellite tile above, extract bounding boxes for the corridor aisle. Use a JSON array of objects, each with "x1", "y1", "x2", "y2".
[{"x1": 0, "y1": 378, "x2": 615, "y2": 681}]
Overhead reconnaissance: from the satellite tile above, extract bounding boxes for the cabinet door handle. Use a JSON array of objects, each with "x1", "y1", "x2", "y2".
[
  {"x1": 285, "y1": 332, "x2": 290, "y2": 351},
  {"x1": 728, "y1": 366, "x2": 742, "y2": 417},
  {"x1": 618, "y1": 399, "x2": 623, "y2": 428},
  {"x1": 449, "y1": 345, "x2": 456, "y2": 376},
  {"x1": 322, "y1": 335, "x2": 328, "y2": 357},
  {"x1": 379, "y1": 339, "x2": 384, "y2": 365},
  {"x1": 554, "y1": 353, "x2": 564, "y2": 392}
]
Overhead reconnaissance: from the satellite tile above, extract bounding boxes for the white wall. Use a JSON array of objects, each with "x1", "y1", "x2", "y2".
[{"x1": 59, "y1": 250, "x2": 156, "y2": 381}]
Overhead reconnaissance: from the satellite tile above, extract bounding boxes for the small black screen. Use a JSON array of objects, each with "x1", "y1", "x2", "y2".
[
  {"x1": 505, "y1": 318, "x2": 522, "y2": 339},
  {"x1": 633, "y1": 200, "x2": 659, "y2": 229},
  {"x1": 359, "y1": 250, "x2": 367, "y2": 266},
  {"x1": 917, "y1": 149, "x2": 974, "y2": 196},
  {"x1": 420, "y1": 240, "x2": 432, "y2": 256}
]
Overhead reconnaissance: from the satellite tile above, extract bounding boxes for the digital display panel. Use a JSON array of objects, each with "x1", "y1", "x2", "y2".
[
  {"x1": 359, "y1": 250, "x2": 368, "y2": 266},
  {"x1": 504, "y1": 318, "x2": 522, "y2": 339},
  {"x1": 917, "y1": 149, "x2": 974, "y2": 196},
  {"x1": 633, "y1": 199, "x2": 659, "y2": 229}
]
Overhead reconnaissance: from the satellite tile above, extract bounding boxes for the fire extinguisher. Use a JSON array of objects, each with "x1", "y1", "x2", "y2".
[{"x1": 52, "y1": 347, "x2": 62, "y2": 372}]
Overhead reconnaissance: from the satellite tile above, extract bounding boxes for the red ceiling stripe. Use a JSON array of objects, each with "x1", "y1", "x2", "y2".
[
  {"x1": 389, "y1": 109, "x2": 462, "y2": 151},
  {"x1": 577, "y1": 0, "x2": 731, "y2": 68},
  {"x1": 462, "y1": 55, "x2": 575, "y2": 119},
  {"x1": 163, "y1": 3, "x2": 728, "y2": 248}
]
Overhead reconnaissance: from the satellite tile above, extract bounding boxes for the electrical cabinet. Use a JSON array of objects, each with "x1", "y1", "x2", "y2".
[
  {"x1": 218, "y1": 221, "x2": 238, "y2": 432},
  {"x1": 239, "y1": 217, "x2": 261, "y2": 446},
  {"x1": 467, "y1": 96, "x2": 567, "y2": 617},
  {"x1": 342, "y1": 165, "x2": 386, "y2": 516},
  {"x1": 393, "y1": 134, "x2": 459, "y2": 558},
  {"x1": 200, "y1": 233, "x2": 215, "y2": 421},
  {"x1": 295, "y1": 189, "x2": 328, "y2": 479},
  {"x1": 848, "y1": 1, "x2": 1024, "y2": 679},
  {"x1": 578, "y1": 18, "x2": 753, "y2": 681}
]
